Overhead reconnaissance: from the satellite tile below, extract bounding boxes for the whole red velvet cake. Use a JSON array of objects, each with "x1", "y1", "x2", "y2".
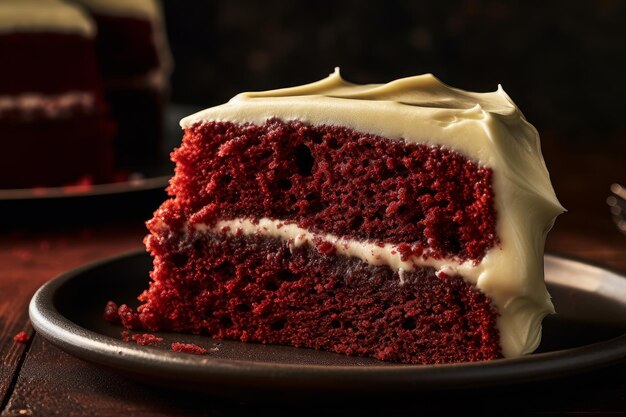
[
  {"x1": 0, "y1": 0, "x2": 114, "y2": 189},
  {"x1": 137, "y1": 70, "x2": 563, "y2": 364}
]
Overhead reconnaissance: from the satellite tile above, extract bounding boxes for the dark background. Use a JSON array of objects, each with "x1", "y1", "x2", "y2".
[{"x1": 162, "y1": 0, "x2": 626, "y2": 143}]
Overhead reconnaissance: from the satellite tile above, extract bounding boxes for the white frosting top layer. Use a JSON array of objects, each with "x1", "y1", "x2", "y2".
[
  {"x1": 0, "y1": 0, "x2": 94, "y2": 36},
  {"x1": 180, "y1": 69, "x2": 565, "y2": 358},
  {"x1": 70, "y1": 0, "x2": 160, "y2": 19}
]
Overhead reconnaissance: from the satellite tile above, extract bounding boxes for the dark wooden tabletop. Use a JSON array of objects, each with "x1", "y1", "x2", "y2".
[{"x1": 1, "y1": 139, "x2": 625, "y2": 417}]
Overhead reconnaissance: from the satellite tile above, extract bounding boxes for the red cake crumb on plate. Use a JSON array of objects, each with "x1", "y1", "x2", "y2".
[
  {"x1": 117, "y1": 304, "x2": 141, "y2": 329},
  {"x1": 103, "y1": 300, "x2": 120, "y2": 323},
  {"x1": 171, "y1": 342, "x2": 208, "y2": 355},
  {"x1": 131, "y1": 333, "x2": 163, "y2": 346}
]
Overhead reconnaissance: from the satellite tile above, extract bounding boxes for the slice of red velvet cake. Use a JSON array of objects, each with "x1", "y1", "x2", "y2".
[
  {"x1": 138, "y1": 69, "x2": 564, "y2": 364},
  {"x1": 0, "y1": 0, "x2": 114, "y2": 189}
]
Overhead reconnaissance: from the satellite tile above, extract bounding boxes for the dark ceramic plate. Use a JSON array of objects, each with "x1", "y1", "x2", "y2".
[
  {"x1": 0, "y1": 105, "x2": 198, "y2": 227},
  {"x1": 29, "y1": 251, "x2": 626, "y2": 394}
]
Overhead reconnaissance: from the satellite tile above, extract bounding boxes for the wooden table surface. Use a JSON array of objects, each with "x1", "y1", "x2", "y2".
[{"x1": 0, "y1": 140, "x2": 625, "y2": 416}]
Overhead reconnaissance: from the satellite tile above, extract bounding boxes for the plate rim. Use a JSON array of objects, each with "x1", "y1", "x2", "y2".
[
  {"x1": 29, "y1": 250, "x2": 626, "y2": 390},
  {"x1": 0, "y1": 175, "x2": 170, "y2": 201}
]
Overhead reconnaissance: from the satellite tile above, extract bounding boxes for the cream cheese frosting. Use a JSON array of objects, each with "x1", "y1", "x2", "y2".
[
  {"x1": 0, "y1": 0, "x2": 94, "y2": 36},
  {"x1": 181, "y1": 69, "x2": 564, "y2": 358}
]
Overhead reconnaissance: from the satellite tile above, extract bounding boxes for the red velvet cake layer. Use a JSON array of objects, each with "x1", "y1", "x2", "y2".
[
  {"x1": 0, "y1": 116, "x2": 114, "y2": 188},
  {"x1": 140, "y1": 229, "x2": 502, "y2": 364},
  {"x1": 0, "y1": 33, "x2": 101, "y2": 95},
  {"x1": 170, "y1": 120, "x2": 497, "y2": 262}
]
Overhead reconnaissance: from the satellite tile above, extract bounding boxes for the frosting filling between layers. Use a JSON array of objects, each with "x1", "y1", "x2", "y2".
[
  {"x1": 0, "y1": 92, "x2": 96, "y2": 119},
  {"x1": 178, "y1": 69, "x2": 565, "y2": 358}
]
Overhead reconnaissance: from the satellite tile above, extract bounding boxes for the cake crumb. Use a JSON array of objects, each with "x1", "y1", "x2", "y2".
[
  {"x1": 171, "y1": 342, "x2": 207, "y2": 355},
  {"x1": 103, "y1": 300, "x2": 120, "y2": 323},
  {"x1": 13, "y1": 331, "x2": 30, "y2": 344},
  {"x1": 131, "y1": 333, "x2": 163, "y2": 346},
  {"x1": 32, "y1": 187, "x2": 47, "y2": 197},
  {"x1": 63, "y1": 175, "x2": 93, "y2": 193},
  {"x1": 121, "y1": 330, "x2": 132, "y2": 342},
  {"x1": 118, "y1": 304, "x2": 141, "y2": 329},
  {"x1": 313, "y1": 237, "x2": 336, "y2": 255}
]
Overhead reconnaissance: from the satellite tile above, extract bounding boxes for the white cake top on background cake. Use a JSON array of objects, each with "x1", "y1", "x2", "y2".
[
  {"x1": 70, "y1": 0, "x2": 161, "y2": 19},
  {"x1": 0, "y1": 0, "x2": 94, "y2": 35},
  {"x1": 180, "y1": 69, "x2": 565, "y2": 358}
]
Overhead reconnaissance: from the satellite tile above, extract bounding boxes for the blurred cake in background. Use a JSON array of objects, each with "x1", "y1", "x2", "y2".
[
  {"x1": 0, "y1": 0, "x2": 115, "y2": 189},
  {"x1": 70, "y1": 0, "x2": 172, "y2": 167}
]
